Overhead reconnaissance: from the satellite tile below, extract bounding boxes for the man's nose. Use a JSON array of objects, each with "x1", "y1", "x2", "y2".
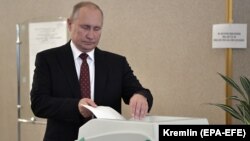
[{"x1": 86, "y1": 29, "x2": 95, "y2": 40}]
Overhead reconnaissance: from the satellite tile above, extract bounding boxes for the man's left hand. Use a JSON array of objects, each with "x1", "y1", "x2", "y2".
[{"x1": 129, "y1": 94, "x2": 148, "y2": 120}]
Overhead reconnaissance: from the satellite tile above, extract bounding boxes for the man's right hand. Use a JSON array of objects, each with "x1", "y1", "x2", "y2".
[{"x1": 78, "y1": 98, "x2": 97, "y2": 118}]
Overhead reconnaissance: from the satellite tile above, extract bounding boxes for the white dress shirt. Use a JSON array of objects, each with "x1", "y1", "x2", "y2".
[{"x1": 70, "y1": 41, "x2": 95, "y2": 100}]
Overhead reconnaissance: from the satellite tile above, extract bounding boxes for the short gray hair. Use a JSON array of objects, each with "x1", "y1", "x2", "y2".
[{"x1": 70, "y1": 1, "x2": 103, "y2": 20}]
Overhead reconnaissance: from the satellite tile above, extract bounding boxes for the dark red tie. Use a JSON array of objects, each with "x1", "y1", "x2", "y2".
[{"x1": 79, "y1": 53, "x2": 90, "y2": 98}]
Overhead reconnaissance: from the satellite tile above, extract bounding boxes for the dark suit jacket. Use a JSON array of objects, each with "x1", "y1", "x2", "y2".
[{"x1": 30, "y1": 41, "x2": 153, "y2": 141}]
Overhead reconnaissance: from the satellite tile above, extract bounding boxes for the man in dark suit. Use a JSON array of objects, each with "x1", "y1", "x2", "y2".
[{"x1": 30, "y1": 1, "x2": 153, "y2": 141}]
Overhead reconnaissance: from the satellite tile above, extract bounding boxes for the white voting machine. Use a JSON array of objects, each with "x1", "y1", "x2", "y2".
[{"x1": 76, "y1": 116, "x2": 209, "y2": 141}]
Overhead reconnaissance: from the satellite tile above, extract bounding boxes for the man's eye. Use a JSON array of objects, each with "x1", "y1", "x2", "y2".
[
  {"x1": 94, "y1": 27, "x2": 101, "y2": 31},
  {"x1": 81, "y1": 26, "x2": 90, "y2": 30}
]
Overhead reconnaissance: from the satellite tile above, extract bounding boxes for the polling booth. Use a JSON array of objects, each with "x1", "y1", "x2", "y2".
[{"x1": 76, "y1": 116, "x2": 209, "y2": 141}]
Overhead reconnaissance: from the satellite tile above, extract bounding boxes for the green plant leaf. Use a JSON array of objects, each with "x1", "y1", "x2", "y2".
[
  {"x1": 218, "y1": 73, "x2": 245, "y2": 98},
  {"x1": 240, "y1": 76, "x2": 250, "y2": 101},
  {"x1": 240, "y1": 76, "x2": 250, "y2": 103},
  {"x1": 236, "y1": 104, "x2": 248, "y2": 122},
  {"x1": 229, "y1": 96, "x2": 246, "y2": 105},
  {"x1": 240, "y1": 101, "x2": 250, "y2": 113},
  {"x1": 210, "y1": 73, "x2": 250, "y2": 125},
  {"x1": 237, "y1": 104, "x2": 250, "y2": 124},
  {"x1": 209, "y1": 103, "x2": 242, "y2": 120},
  {"x1": 228, "y1": 96, "x2": 240, "y2": 101}
]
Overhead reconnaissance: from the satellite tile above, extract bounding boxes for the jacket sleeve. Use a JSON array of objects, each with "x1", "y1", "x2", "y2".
[
  {"x1": 121, "y1": 57, "x2": 153, "y2": 112},
  {"x1": 30, "y1": 52, "x2": 83, "y2": 123}
]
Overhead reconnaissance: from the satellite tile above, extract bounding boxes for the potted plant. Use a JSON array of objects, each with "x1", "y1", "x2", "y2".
[{"x1": 210, "y1": 73, "x2": 250, "y2": 124}]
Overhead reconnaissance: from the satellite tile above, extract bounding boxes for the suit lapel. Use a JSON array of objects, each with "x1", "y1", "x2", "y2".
[
  {"x1": 94, "y1": 48, "x2": 108, "y2": 104},
  {"x1": 57, "y1": 42, "x2": 81, "y2": 98},
  {"x1": 55, "y1": 45, "x2": 109, "y2": 101}
]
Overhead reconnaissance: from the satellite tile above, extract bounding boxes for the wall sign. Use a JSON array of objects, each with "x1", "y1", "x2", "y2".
[
  {"x1": 29, "y1": 20, "x2": 68, "y2": 89},
  {"x1": 212, "y1": 24, "x2": 247, "y2": 48}
]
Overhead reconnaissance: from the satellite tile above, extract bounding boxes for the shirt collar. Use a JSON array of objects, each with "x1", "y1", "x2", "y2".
[{"x1": 70, "y1": 41, "x2": 95, "y2": 61}]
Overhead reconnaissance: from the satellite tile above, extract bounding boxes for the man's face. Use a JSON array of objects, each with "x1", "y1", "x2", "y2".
[{"x1": 68, "y1": 7, "x2": 103, "y2": 52}]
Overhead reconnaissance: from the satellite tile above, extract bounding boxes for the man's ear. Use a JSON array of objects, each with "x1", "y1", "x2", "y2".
[{"x1": 67, "y1": 18, "x2": 72, "y2": 31}]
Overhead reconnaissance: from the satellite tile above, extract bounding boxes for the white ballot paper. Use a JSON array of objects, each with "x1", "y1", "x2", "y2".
[{"x1": 82, "y1": 105, "x2": 126, "y2": 120}]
